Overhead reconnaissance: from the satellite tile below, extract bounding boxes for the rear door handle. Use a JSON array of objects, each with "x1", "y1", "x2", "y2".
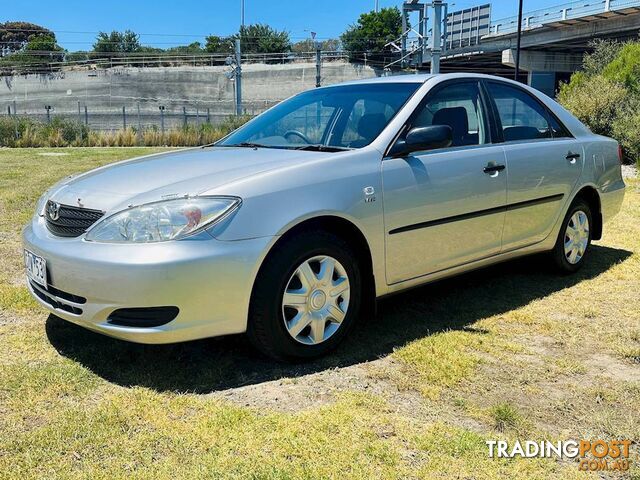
[
  {"x1": 566, "y1": 152, "x2": 581, "y2": 162},
  {"x1": 483, "y1": 164, "x2": 506, "y2": 174}
]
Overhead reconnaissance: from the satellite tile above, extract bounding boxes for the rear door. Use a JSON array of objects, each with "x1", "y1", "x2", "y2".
[
  {"x1": 382, "y1": 80, "x2": 507, "y2": 284},
  {"x1": 484, "y1": 81, "x2": 583, "y2": 251}
]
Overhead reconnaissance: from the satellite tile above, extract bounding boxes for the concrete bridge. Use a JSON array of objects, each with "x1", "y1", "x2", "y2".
[{"x1": 421, "y1": 0, "x2": 640, "y2": 96}]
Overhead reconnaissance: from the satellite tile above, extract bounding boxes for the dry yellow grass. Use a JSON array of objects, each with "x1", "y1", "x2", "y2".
[{"x1": 0, "y1": 148, "x2": 638, "y2": 479}]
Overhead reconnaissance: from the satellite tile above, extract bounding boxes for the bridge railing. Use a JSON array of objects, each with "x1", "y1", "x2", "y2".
[{"x1": 487, "y1": 0, "x2": 640, "y2": 36}]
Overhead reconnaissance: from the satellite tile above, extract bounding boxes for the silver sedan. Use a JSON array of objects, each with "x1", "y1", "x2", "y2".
[{"x1": 23, "y1": 73, "x2": 625, "y2": 360}]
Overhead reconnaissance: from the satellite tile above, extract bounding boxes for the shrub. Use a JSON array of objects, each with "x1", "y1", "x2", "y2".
[
  {"x1": 557, "y1": 75, "x2": 627, "y2": 138},
  {"x1": 602, "y1": 42, "x2": 640, "y2": 92},
  {"x1": 0, "y1": 115, "x2": 251, "y2": 147},
  {"x1": 558, "y1": 39, "x2": 640, "y2": 164},
  {"x1": 583, "y1": 39, "x2": 622, "y2": 77},
  {"x1": 612, "y1": 99, "x2": 640, "y2": 165}
]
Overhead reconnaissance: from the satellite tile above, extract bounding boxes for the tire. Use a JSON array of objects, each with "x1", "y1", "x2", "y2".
[
  {"x1": 247, "y1": 229, "x2": 363, "y2": 361},
  {"x1": 550, "y1": 199, "x2": 593, "y2": 273}
]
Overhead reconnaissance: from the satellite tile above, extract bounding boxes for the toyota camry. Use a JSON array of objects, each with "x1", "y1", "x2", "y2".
[{"x1": 23, "y1": 73, "x2": 625, "y2": 360}]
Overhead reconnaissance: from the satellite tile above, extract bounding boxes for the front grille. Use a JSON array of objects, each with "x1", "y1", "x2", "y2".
[
  {"x1": 45, "y1": 201, "x2": 104, "y2": 237},
  {"x1": 29, "y1": 280, "x2": 84, "y2": 315}
]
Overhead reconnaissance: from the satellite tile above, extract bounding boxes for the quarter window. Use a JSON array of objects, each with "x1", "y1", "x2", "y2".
[
  {"x1": 487, "y1": 82, "x2": 555, "y2": 142},
  {"x1": 410, "y1": 82, "x2": 488, "y2": 148}
]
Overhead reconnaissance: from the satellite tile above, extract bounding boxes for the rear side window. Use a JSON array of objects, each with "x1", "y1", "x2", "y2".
[{"x1": 485, "y1": 82, "x2": 576, "y2": 143}]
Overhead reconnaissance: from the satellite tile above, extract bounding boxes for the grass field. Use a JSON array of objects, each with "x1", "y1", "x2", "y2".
[{"x1": 0, "y1": 148, "x2": 638, "y2": 479}]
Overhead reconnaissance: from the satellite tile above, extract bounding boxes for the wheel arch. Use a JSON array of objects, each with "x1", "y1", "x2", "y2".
[
  {"x1": 572, "y1": 185, "x2": 602, "y2": 240},
  {"x1": 253, "y1": 214, "x2": 376, "y2": 305}
]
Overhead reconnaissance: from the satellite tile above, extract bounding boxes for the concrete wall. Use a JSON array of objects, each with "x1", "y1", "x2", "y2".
[{"x1": 0, "y1": 61, "x2": 380, "y2": 130}]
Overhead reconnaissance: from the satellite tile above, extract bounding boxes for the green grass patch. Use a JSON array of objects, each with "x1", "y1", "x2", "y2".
[{"x1": 489, "y1": 403, "x2": 522, "y2": 433}]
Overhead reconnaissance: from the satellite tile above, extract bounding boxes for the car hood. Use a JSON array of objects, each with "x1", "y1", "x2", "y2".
[{"x1": 48, "y1": 147, "x2": 332, "y2": 212}]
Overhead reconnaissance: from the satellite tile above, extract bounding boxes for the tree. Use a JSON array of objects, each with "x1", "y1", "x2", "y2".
[
  {"x1": 340, "y1": 7, "x2": 404, "y2": 62},
  {"x1": 93, "y1": 30, "x2": 141, "y2": 56},
  {"x1": 204, "y1": 25, "x2": 290, "y2": 56},
  {"x1": 23, "y1": 34, "x2": 64, "y2": 62},
  {"x1": 237, "y1": 24, "x2": 290, "y2": 54},
  {"x1": 166, "y1": 41, "x2": 203, "y2": 54},
  {"x1": 0, "y1": 21, "x2": 53, "y2": 56},
  {"x1": 0, "y1": 26, "x2": 64, "y2": 74},
  {"x1": 204, "y1": 35, "x2": 233, "y2": 54},
  {"x1": 291, "y1": 38, "x2": 341, "y2": 53}
]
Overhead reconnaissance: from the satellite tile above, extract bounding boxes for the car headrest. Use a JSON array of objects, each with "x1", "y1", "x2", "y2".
[
  {"x1": 432, "y1": 107, "x2": 469, "y2": 143},
  {"x1": 357, "y1": 113, "x2": 388, "y2": 141}
]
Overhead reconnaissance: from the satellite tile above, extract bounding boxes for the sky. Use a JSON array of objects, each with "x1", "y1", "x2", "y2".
[{"x1": 4, "y1": 0, "x2": 564, "y2": 51}]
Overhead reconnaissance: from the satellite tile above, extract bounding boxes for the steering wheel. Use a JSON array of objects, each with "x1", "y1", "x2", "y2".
[{"x1": 283, "y1": 130, "x2": 312, "y2": 144}]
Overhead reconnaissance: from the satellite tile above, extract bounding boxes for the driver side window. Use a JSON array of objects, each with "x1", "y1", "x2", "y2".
[
  {"x1": 410, "y1": 82, "x2": 487, "y2": 149},
  {"x1": 341, "y1": 99, "x2": 395, "y2": 148}
]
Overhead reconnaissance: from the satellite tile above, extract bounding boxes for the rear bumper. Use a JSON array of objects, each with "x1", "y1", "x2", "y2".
[
  {"x1": 22, "y1": 216, "x2": 273, "y2": 344},
  {"x1": 601, "y1": 181, "x2": 625, "y2": 225}
]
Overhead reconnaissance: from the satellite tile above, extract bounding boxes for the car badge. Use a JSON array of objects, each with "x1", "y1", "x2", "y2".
[{"x1": 47, "y1": 201, "x2": 60, "y2": 221}]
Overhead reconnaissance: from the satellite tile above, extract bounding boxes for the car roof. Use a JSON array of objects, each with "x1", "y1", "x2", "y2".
[
  {"x1": 335, "y1": 72, "x2": 535, "y2": 87},
  {"x1": 334, "y1": 73, "x2": 434, "y2": 86}
]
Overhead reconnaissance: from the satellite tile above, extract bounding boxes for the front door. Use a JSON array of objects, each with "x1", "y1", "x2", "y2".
[{"x1": 382, "y1": 81, "x2": 507, "y2": 284}]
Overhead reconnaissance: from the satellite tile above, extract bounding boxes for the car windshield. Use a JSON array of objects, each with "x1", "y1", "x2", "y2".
[{"x1": 217, "y1": 82, "x2": 420, "y2": 150}]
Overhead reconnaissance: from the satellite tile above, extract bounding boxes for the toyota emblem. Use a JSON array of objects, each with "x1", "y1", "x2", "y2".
[{"x1": 47, "y1": 201, "x2": 60, "y2": 221}]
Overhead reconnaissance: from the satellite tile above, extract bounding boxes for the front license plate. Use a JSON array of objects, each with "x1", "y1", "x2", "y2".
[{"x1": 24, "y1": 249, "x2": 47, "y2": 288}]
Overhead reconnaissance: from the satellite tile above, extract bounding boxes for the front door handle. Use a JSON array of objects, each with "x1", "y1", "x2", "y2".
[
  {"x1": 483, "y1": 164, "x2": 506, "y2": 174},
  {"x1": 566, "y1": 152, "x2": 581, "y2": 163}
]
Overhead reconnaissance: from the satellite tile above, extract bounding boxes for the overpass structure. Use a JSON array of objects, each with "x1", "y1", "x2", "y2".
[{"x1": 400, "y1": 0, "x2": 640, "y2": 96}]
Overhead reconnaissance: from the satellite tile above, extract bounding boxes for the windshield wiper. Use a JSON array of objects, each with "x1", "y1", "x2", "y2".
[
  {"x1": 212, "y1": 142, "x2": 268, "y2": 148},
  {"x1": 293, "y1": 144, "x2": 352, "y2": 152}
]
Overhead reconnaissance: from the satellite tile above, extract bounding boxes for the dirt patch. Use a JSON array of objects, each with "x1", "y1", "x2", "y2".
[
  {"x1": 209, "y1": 357, "x2": 426, "y2": 414},
  {"x1": 587, "y1": 353, "x2": 640, "y2": 383}
]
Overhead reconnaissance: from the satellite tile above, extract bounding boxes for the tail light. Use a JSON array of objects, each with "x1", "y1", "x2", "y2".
[{"x1": 618, "y1": 144, "x2": 624, "y2": 164}]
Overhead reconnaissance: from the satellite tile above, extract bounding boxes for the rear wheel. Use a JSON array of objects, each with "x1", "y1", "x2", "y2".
[
  {"x1": 247, "y1": 230, "x2": 362, "y2": 361},
  {"x1": 551, "y1": 199, "x2": 592, "y2": 273}
]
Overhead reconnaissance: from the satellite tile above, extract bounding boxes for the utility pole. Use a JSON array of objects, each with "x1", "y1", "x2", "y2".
[
  {"x1": 431, "y1": 0, "x2": 443, "y2": 74},
  {"x1": 235, "y1": 39, "x2": 242, "y2": 115},
  {"x1": 514, "y1": 0, "x2": 524, "y2": 82},
  {"x1": 315, "y1": 42, "x2": 321, "y2": 87},
  {"x1": 375, "y1": 0, "x2": 379, "y2": 12}
]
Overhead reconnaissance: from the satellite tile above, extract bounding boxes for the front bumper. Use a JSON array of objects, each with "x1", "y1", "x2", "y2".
[{"x1": 23, "y1": 216, "x2": 274, "y2": 343}]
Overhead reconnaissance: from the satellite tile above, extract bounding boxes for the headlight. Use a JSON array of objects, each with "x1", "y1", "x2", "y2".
[{"x1": 85, "y1": 196, "x2": 241, "y2": 243}]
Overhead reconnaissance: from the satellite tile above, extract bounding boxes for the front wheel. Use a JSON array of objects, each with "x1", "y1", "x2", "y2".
[
  {"x1": 550, "y1": 199, "x2": 592, "y2": 273},
  {"x1": 247, "y1": 230, "x2": 362, "y2": 361}
]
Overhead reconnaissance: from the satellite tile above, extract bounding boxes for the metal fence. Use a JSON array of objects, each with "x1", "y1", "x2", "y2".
[{"x1": 1, "y1": 54, "x2": 378, "y2": 132}]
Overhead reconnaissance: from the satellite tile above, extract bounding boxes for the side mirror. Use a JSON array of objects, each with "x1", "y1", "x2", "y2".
[{"x1": 389, "y1": 125, "x2": 453, "y2": 157}]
